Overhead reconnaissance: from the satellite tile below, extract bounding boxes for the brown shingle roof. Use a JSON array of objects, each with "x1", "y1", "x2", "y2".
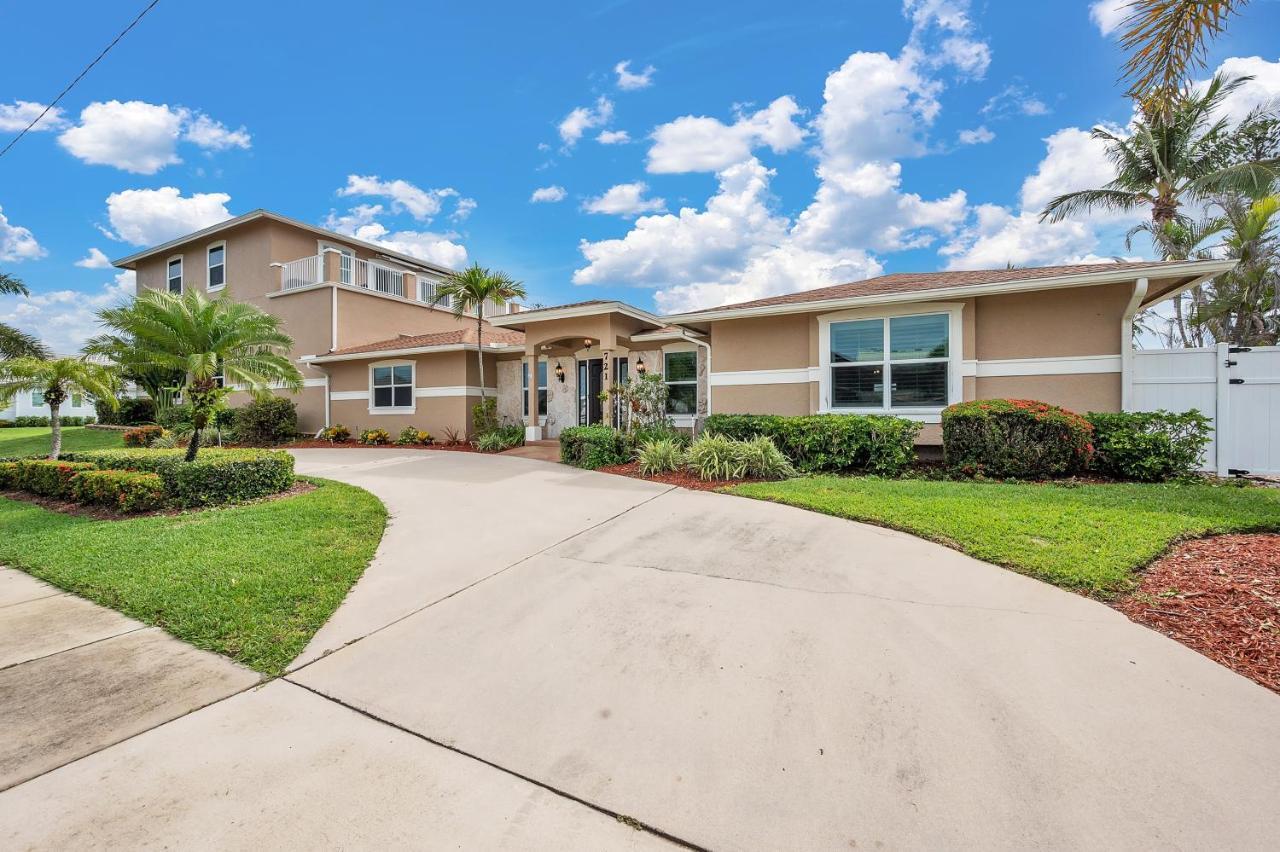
[
  {"x1": 328, "y1": 324, "x2": 525, "y2": 356},
  {"x1": 677, "y1": 260, "x2": 1199, "y2": 315}
]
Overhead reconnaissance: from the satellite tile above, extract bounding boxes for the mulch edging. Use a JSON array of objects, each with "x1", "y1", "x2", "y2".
[
  {"x1": 1115, "y1": 533, "x2": 1280, "y2": 694},
  {"x1": 286, "y1": 439, "x2": 482, "y2": 453},
  {"x1": 595, "y1": 461, "x2": 763, "y2": 492}
]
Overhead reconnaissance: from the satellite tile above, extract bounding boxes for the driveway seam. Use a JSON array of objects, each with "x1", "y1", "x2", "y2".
[
  {"x1": 0, "y1": 624, "x2": 149, "y2": 673},
  {"x1": 0, "y1": 590, "x2": 64, "y2": 610},
  {"x1": 287, "y1": 485, "x2": 679, "y2": 675},
  {"x1": 282, "y1": 677, "x2": 705, "y2": 851}
]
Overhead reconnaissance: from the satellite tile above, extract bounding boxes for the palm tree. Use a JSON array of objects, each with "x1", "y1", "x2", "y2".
[
  {"x1": 1117, "y1": 0, "x2": 1249, "y2": 107},
  {"x1": 0, "y1": 357, "x2": 118, "y2": 459},
  {"x1": 431, "y1": 263, "x2": 526, "y2": 403},
  {"x1": 0, "y1": 271, "x2": 50, "y2": 360},
  {"x1": 86, "y1": 290, "x2": 302, "y2": 461},
  {"x1": 1191, "y1": 193, "x2": 1280, "y2": 344}
]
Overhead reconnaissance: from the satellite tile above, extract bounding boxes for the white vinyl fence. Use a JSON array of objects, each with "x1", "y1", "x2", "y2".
[{"x1": 1132, "y1": 343, "x2": 1280, "y2": 476}]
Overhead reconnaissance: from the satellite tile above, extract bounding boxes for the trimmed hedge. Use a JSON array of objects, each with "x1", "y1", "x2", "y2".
[
  {"x1": 14, "y1": 460, "x2": 99, "y2": 498},
  {"x1": 123, "y1": 425, "x2": 166, "y2": 447},
  {"x1": 942, "y1": 399, "x2": 1093, "y2": 479},
  {"x1": 702, "y1": 413, "x2": 921, "y2": 476},
  {"x1": 62, "y1": 448, "x2": 295, "y2": 507},
  {"x1": 1087, "y1": 410, "x2": 1212, "y2": 481},
  {"x1": 96, "y1": 396, "x2": 156, "y2": 426},
  {"x1": 14, "y1": 416, "x2": 49, "y2": 427},
  {"x1": 71, "y1": 469, "x2": 166, "y2": 513},
  {"x1": 235, "y1": 396, "x2": 298, "y2": 445},
  {"x1": 560, "y1": 425, "x2": 628, "y2": 469}
]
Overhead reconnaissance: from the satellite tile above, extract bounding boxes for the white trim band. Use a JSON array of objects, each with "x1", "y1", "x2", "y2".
[
  {"x1": 968, "y1": 354, "x2": 1121, "y2": 377},
  {"x1": 710, "y1": 368, "x2": 816, "y2": 386}
]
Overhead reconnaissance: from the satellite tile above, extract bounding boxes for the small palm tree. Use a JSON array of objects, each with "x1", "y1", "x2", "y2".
[
  {"x1": 431, "y1": 263, "x2": 527, "y2": 402},
  {"x1": 0, "y1": 271, "x2": 50, "y2": 360},
  {"x1": 87, "y1": 290, "x2": 303, "y2": 461},
  {"x1": 0, "y1": 357, "x2": 118, "y2": 459}
]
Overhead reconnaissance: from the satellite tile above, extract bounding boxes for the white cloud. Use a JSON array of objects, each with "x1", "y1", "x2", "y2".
[
  {"x1": 0, "y1": 206, "x2": 46, "y2": 262},
  {"x1": 57, "y1": 101, "x2": 249, "y2": 173},
  {"x1": 0, "y1": 101, "x2": 66, "y2": 133},
  {"x1": 903, "y1": 0, "x2": 991, "y2": 78},
  {"x1": 324, "y1": 204, "x2": 467, "y2": 269},
  {"x1": 0, "y1": 269, "x2": 135, "y2": 354},
  {"x1": 182, "y1": 113, "x2": 251, "y2": 151},
  {"x1": 74, "y1": 247, "x2": 113, "y2": 269},
  {"x1": 1200, "y1": 56, "x2": 1280, "y2": 124},
  {"x1": 450, "y1": 197, "x2": 477, "y2": 221},
  {"x1": 615, "y1": 60, "x2": 656, "y2": 91},
  {"x1": 530, "y1": 185, "x2": 567, "y2": 203},
  {"x1": 982, "y1": 83, "x2": 1050, "y2": 118},
  {"x1": 646, "y1": 96, "x2": 807, "y2": 173},
  {"x1": 103, "y1": 187, "x2": 233, "y2": 246},
  {"x1": 1089, "y1": 1, "x2": 1130, "y2": 37},
  {"x1": 582, "y1": 182, "x2": 666, "y2": 217},
  {"x1": 1017, "y1": 126, "x2": 1118, "y2": 215},
  {"x1": 596, "y1": 129, "x2": 631, "y2": 144},
  {"x1": 958, "y1": 125, "x2": 994, "y2": 144},
  {"x1": 941, "y1": 206, "x2": 1099, "y2": 270},
  {"x1": 558, "y1": 97, "x2": 614, "y2": 148},
  {"x1": 336, "y1": 174, "x2": 467, "y2": 221}
]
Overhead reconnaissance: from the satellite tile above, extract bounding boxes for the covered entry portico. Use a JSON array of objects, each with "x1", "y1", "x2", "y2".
[{"x1": 488, "y1": 301, "x2": 709, "y2": 440}]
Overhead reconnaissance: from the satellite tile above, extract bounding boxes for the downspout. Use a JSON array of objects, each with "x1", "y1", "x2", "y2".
[
  {"x1": 1120, "y1": 277, "x2": 1148, "y2": 412},
  {"x1": 674, "y1": 330, "x2": 713, "y2": 418}
]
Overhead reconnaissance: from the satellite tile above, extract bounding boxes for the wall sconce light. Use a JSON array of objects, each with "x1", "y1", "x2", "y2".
[
  {"x1": 554, "y1": 362, "x2": 565, "y2": 383},
  {"x1": 635, "y1": 360, "x2": 647, "y2": 376},
  {"x1": 584, "y1": 339, "x2": 593, "y2": 350}
]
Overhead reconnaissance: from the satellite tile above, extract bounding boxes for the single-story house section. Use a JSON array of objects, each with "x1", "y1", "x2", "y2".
[{"x1": 300, "y1": 257, "x2": 1234, "y2": 444}]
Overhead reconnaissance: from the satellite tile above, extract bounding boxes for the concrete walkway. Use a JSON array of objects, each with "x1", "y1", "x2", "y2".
[{"x1": 3, "y1": 449, "x2": 1279, "y2": 850}]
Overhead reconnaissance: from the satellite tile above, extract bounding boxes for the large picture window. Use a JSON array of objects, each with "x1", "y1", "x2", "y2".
[
  {"x1": 371, "y1": 363, "x2": 413, "y2": 409},
  {"x1": 207, "y1": 243, "x2": 225, "y2": 290},
  {"x1": 522, "y1": 360, "x2": 548, "y2": 417},
  {"x1": 664, "y1": 350, "x2": 697, "y2": 415},
  {"x1": 829, "y1": 313, "x2": 949, "y2": 410}
]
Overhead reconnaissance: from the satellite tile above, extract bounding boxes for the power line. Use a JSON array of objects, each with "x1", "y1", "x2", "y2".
[{"x1": 0, "y1": 0, "x2": 162, "y2": 161}]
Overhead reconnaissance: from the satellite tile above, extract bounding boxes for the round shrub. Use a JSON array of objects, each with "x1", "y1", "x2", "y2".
[
  {"x1": 559, "y1": 426, "x2": 628, "y2": 469},
  {"x1": 235, "y1": 396, "x2": 298, "y2": 445},
  {"x1": 942, "y1": 399, "x2": 1093, "y2": 479},
  {"x1": 319, "y1": 424, "x2": 351, "y2": 442},
  {"x1": 396, "y1": 426, "x2": 432, "y2": 446},
  {"x1": 359, "y1": 428, "x2": 391, "y2": 446},
  {"x1": 72, "y1": 469, "x2": 166, "y2": 513},
  {"x1": 1086, "y1": 410, "x2": 1212, "y2": 481},
  {"x1": 123, "y1": 425, "x2": 166, "y2": 448},
  {"x1": 96, "y1": 396, "x2": 157, "y2": 426}
]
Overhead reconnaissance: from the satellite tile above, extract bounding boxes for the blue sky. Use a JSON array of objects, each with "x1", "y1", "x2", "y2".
[{"x1": 2, "y1": 0, "x2": 1278, "y2": 351}]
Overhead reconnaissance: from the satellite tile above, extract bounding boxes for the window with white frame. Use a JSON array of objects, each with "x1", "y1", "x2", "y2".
[
  {"x1": 167, "y1": 257, "x2": 183, "y2": 294},
  {"x1": 371, "y1": 363, "x2": 413, "y2": 409},
  {"x1": 523, "y1": 360, "x2": 548, "y2": 417},
  {"x1": 71, "y1": 393, "x2": 83, "y2": 408},
  {"x1": 207, "y1": 243, "x2": 226, "y2": 290},
  {"x1": 31, "y1": 390, "x2": 44, "y2": 406},
  {"x1": 664, "y1": 350, "x2": 697, "y2": 415},
  {"x1": 829, "y1": 312, "x2": 949, "y2": 410}
]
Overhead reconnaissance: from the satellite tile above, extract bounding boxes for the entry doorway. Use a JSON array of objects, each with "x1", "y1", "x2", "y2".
[{"x1": 577, "y1": 358, "x2": 604, "y2": 425}]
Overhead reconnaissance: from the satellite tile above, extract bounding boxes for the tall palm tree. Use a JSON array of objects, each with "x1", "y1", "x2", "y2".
[
  {"x1": 1117, "y1": 0, "x2": 1249, "y2": 107},
  {"x1": 86, "y1": 290, "x2": 302, "y2": 461},
  {"x1": 0, "y1": 271, "x2": 50, "y2": 360},
  {"x1": 431, "y1": 263, "x2": 526, "y2": 403},
  {"x1": 0, "y1": 357, "x2": 118, "y2": 459}
]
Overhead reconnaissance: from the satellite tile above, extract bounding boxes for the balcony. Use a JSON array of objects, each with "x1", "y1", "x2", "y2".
[{"x1": 274, "y1": 251, "x2": 522, "y2": 316}]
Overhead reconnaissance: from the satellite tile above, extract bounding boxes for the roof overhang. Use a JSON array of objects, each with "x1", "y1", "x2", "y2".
[
  {"x1": 301, "y1": 341, "x2": 513, "y2": 364},
  {"x1": 111, "y1": 209, "x2": 460, "y2": 277},
  {"x1": 663, "y1": 259, "x2": 1239, "y2": 323},
  {"x1": 487, "y1": 300, "x2": 667, "y2": 330}
]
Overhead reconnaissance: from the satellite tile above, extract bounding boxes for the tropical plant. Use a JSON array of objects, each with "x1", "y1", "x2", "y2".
[
  {"x1": 0, "y1": 356, "x2": 118, "y2": 459},
  {"x1": 1190, "y1": 193, "x2": 1280, "y2": 344},
  {"x1": 635, "y1": 437, "x2": 684, "y2": 475},
  {"x1": 1116, "y1": 0, "x2": 1249, "y2": 108},
  {"x1": 431, "y1": 263, "x2": 526, "y2": 403},
  {"x1": 87, "y1": 290, "x2": 302, "y2": 461},
  {"x1": 0, "y1": 271, "x2": 50, "y2": 359}
]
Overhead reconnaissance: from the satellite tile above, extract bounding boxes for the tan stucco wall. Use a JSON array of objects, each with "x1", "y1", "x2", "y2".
[
  {"x1": 329, "y1": 396, "x2": 477, "y2": 439},
  {"x1": 975, "y1": 374, "x2": 1120, "y2": 414},
  {"x1": 714, "y1": 384, "x2": 811, "y2": 416},
  {"x1": 333, "y1": 288, "x2": 467, "y2": 351},
  {"x1": 710, "y1": 314, "x2": 813, "y2": 371},
  {"x1": 974, "y1": 283, "x2": 1129, "y2": 359}
]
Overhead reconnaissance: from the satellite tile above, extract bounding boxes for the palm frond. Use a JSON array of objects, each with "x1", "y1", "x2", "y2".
[
  {"x1": 1119, "y1": 0, "x2": 1249, "y2": 103},
  {"x1": 1039, "y1": 189, "x2": 1149, "y2": 223},
  {"x1": 0, "y1": 322, "x2": 50, "y2": 360},
  {"x1": 0, "y1": 272, "x2": 30, "y2": 297}
]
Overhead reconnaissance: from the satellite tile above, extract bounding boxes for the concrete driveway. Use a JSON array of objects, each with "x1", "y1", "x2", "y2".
[{"x1": 3, "y1": 449, "x2": 1278, "y2": 850}]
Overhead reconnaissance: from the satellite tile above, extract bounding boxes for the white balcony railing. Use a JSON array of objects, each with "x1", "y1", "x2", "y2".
[{"x1": 274, "y1": 253, "x2": 522, "y2": 316}]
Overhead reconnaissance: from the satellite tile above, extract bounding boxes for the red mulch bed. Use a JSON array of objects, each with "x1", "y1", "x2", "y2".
[
  {"x1": 595, "y1": 461, "x2": 764, "y2": 492},
  {"x1": 286, "y1": 439, "x2": 481, "y2": 453},
  {"x1": 1115, "y1": 533, "x2": 1280, "y2": 694}
]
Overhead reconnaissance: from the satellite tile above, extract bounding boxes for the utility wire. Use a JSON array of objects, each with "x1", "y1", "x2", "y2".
[{"x1": 0, "y1": 0, "x2": 162, "y2": 161}]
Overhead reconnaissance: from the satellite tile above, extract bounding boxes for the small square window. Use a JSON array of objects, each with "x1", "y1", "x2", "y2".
[{"x1": 371, "y1": 363, "x2": 413, "y2": 409}]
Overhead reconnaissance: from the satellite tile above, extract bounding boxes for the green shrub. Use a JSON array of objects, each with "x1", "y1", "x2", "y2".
[
  {"x1": 942, "y1": 399, "x2": 1093, "y2": 479},
  {"x1": 71, "y1": 469, "x2": 166, "y2": 513},
  {"x1": 685, "y1": 434, "x2": 750, "y2": 481},
  {"x1": 627, "y1": 423, "x2": 690, "y2": 452},
  {"x1": 738, "y1": 436, "x2": 796, "y2": 479},
  {"x1": 560, "y1": 425, "x2": 628, "y2": 469},
  {"x1": 157, "y1": 403, "x2": 193, "y2": 431},
  {"x1": 636, "y1": 438, "x2": 684, "y2": 475},
  {"x1": 703, "y1": 413, "x2": 920, "y2": 475},
  {"x1": 14, "y1": 416, "x2": 49, "y2": 427},
  {"x1": 62, "y1": 448, "x2": 294, "y2": 507},
  {"x1": 0, "y1": 419, "x2": 12, "y2": 428},
  {"x1": 0, "y1": 461, "x2": 19, "y2": 487},
  {"x1": 475, "y1": 432, "x2": 506, "y2": 452},
  {"x1": 235, "y1": 396, "x2": 298, "y2": 445},
  {"x1": 319, "y1": 424, "x2": 351, "y2": 442},
  {"x1": 358, "y1": 428, "x2": 391, "y2": 446},
  {"x1": 1087, "y1": 410, "x2": 1212, "y2": 481},
  {"x1": 123, "y1": 425, "x2": 166, "y2": 448},
  {"x1": 60, "y1": 416, "x2": 94, "y2": 426},
  {"x1": 472, "y1": 397, "x2": 499, "y2": 437},
  {"x1": 97, "y1": 396, "x2": 156, "y2": 426},
  {"x1": 15, "y1": 460, "x2": 99, "y2": 498},
  {"x1": 396, "y1": 426, "x2": 432, "y2": 445}
]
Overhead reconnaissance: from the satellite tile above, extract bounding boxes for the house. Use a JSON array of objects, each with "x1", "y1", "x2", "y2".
[
  {"x1": 114, "y1": 210, "x2": 1233, "y2": 443},
  {"x1": 0, "y1": 354, "x2": 100, "y2": 422}
]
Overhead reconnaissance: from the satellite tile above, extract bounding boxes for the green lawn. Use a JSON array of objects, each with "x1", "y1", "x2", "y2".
[
  {"x1": 0, "y1": 477, "x2": 386, "y2": 674},
  {"x1": 0, "y1": 426, "x2": 124, "y2": 457},
  {"x1": 728, "y1": 476, "x2": 1280, "y2": 595}
]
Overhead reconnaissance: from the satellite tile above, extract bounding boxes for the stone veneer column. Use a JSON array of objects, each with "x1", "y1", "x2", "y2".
[{"x1": 525, "y1": 349, "x2": 542, "y2": 441}]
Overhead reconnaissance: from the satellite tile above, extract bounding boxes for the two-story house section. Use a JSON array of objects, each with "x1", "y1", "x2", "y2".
[{"x1": 112, "y1": 209, "x2": 523, "y2": 435}]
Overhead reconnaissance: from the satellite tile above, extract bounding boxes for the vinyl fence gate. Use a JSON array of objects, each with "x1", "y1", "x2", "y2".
[{"x1": 1132, "y1": 343, "x2": 1280, "y2": 476}]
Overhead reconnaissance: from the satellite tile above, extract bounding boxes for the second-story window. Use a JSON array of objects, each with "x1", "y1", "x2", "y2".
[
  {"x1": 167, "y1": 257, "x2": 183, "y2": 294},
  {"x1": 207, "y1": 243, "x2": 226, "y2": 291}
]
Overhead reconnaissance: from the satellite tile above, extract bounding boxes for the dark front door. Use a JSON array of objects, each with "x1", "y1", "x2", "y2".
[
  {"x1": 612, "y1": 356, "x2": 629, "y2": 427},
  {"x1": 578, "y1": 358, "x2": 604, "y2": 425}
]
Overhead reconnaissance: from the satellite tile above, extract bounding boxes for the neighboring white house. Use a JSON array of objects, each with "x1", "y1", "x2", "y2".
[{"x1": 0, "y1": 354, "x2": 100, "y2": 422}]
